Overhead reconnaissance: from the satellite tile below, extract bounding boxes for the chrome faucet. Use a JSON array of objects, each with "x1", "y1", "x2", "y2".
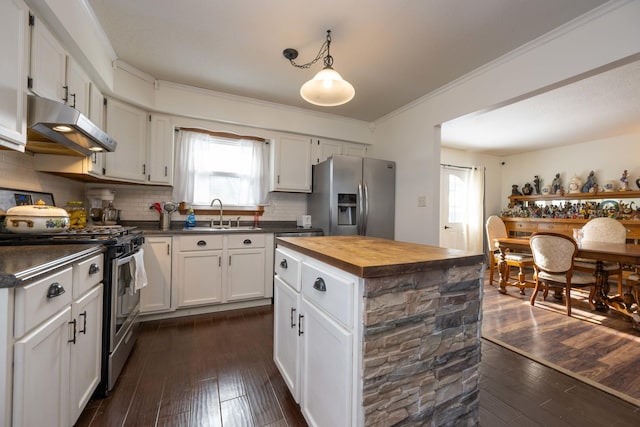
[{"x1": 209, "y1": 198, "x2": 224, "y2": 227}]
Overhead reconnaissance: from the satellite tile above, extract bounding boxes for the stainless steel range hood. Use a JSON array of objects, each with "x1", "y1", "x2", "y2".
[{"x1": 26, "y1": 95, "x2": 117, "y2": 157}]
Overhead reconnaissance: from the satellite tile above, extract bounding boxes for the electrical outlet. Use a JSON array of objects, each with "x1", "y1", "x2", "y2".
[{"x1": 417, "y1": 196, "x2": 427, "y2": 207}]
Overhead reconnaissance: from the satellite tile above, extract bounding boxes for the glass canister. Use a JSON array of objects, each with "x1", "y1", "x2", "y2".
[{"x1": 65, "y1": 201, "x2": 87, "y2": 229}]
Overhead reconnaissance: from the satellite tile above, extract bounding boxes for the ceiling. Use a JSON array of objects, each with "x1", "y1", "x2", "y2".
[{"x1": 85, "y1": 0, "x2": 631, "y2": 154}]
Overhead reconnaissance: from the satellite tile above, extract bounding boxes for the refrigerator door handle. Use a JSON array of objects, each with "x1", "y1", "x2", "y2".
[
  {"x1": 363, "y1": 181, "x2": 369, "y2": 235},
  {"x1": 357, "y1": 182, "x2": 364, "y2": 235}
]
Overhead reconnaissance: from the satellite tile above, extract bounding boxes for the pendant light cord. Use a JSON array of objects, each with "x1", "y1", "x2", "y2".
[{"x1": 288, "y1": 30, "x2": 332, "y2": 69}]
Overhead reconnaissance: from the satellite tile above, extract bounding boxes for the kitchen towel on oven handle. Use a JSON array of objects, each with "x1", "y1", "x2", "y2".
[{"x1": 129, "y1": 248, "x2": 148, "y2": 293}]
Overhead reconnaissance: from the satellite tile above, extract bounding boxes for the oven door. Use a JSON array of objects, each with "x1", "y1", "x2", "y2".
[{"x1": 110, "y1": 251, "x2": 141, "y2": 351}]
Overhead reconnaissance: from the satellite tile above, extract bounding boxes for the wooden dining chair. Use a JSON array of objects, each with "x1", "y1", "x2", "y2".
[
  {"x1": 485, "y1": 215, "x2": 534, "y2": 292},
  {"x1": 574, "y1": 217, "x2": 626, "y2": 295},
  {"x1": 529, "y1": 232, "x2": 596, "y2": 316}
]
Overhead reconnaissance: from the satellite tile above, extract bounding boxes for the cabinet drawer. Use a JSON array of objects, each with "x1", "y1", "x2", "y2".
[
  {"x1": 275, "y1": 247, "x2": 301, "y2": 291},
  {"x1": 301, "y1": 261, "x2": 354, "y2": 329},
  {"x1": 179, "y1": 235, "x2": 223, "y2": 251},
  {"x1": 73, "y1": 254, "x2": 104, "y2": 298},
  {"x1": 14, "y1": 266, "x2": 73, "y2": 338},
  {"x1": 228, "y1": 233, "x2": 265, "y2": 249}
]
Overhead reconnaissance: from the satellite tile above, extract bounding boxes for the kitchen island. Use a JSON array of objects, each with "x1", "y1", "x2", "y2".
[{"x1": 274, "y1": 235, "x2": 484, "y2": 427}]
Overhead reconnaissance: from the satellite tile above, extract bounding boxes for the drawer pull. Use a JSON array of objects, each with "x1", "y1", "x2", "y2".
[
  {"x1": 79, "y1": 311, "x2": 87, "y2": 334},
  {"x1": 68, "y1": 319, "x2": 77, "y2": 344},
  {"x1": 280, "y1": 259, "x2": 288, "y2": 269},
  {"x1": 197, "y1": 240, "x2": 207, "y2": 246},
  {"x1": 313, "y1": 277, "x2": 327, "y2": 292},
  {"x1": 290, "y1": 307, "x2": 297, "y2": 328},
  {"x1": 298, "y1": 314, "x2": 304, "y2": 336},
  {"x1": 46, "y1": 282, "x2": 66, "y2": 299},
  {"x1": 243, "y1": 239, "x2": 252, "y2": 245},
  {"x1": 88, "y1": 263, "x2": 100, "y2": 275}
]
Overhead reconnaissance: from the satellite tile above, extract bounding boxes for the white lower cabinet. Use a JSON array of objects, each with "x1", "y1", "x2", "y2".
[
  {"x1": 175, "y1": 233, "x2": 272, "y2": 308},
  {"x1": 274, "y1": 276, "x2": 301, "y2": 400},
  {"x1": 69, "y1": 284, "x2": 103, "y2": 424},
  {"x1": 273, "y1": 246, "x2": 360, "y2": 427},
  {"x1": 12, "y1": 252, "x2": 104, "y2": 427},
  {"x1": 13, "y1": 306, "x2": 71, "y2": 427},
  {"x1": 141, "y1": 236, "x2": 172, "y2": 313}
]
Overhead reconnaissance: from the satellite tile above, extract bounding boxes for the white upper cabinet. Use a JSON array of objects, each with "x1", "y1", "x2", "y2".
[
  {"x1": 311, "y1": 138, "x2": 343, "y2": 165},
  {"x1": 0, "y1": 0, "x2": 29, "y2": 151},
  {"x1": 104, "y1": 98, "x2": 148, "y2": 182},
  {"x1": 29, "y1": 15, "x2": 92, "y2": 116},
  {"x1": 343, "y1": 141, "x2": 368, "y2": 157},
  {"x1": 270, "y1": 134, "x2": 312, "y2": 193},
  {"x1": 147, "y1": 114, "x2": 174, "y2": 185}
]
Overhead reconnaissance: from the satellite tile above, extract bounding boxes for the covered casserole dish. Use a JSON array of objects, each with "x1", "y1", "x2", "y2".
[{"x1": 3, "y1": 200, "x2": 70, "y2": 233}]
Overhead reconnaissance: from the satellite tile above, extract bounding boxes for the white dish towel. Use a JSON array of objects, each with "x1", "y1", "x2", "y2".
[{"x1": 130, "y1": 248, "x2": 148, "y2": 292}]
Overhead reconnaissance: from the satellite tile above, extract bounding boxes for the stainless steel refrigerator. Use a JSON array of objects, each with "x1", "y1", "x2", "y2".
[{"x1": 308, "y1": 155, "x2": 395, "y2": 239}]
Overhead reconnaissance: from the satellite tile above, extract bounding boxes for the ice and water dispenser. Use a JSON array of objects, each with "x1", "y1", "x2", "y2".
[{"x1": 337, "y1": 193, "x2": 357, "y2": 225}]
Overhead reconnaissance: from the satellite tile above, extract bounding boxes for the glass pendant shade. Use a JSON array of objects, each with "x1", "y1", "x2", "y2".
[{"x1": 300, "y1": 67, "x2": 355, "y2": 106}]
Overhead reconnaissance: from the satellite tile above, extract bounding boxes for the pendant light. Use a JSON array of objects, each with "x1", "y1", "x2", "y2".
[{"x1": 283, "y1": 30, "x2": 355, "y2": 106}]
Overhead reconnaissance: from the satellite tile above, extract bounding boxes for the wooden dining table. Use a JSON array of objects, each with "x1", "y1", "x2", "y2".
[{"x1": 496, "y1": 237, "x2": 640, "y2": 328}]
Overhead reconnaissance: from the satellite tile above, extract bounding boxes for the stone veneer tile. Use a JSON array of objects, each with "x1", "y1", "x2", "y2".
[{"x1": 362, "y1": 263, "x2": 483, "y2": 426}]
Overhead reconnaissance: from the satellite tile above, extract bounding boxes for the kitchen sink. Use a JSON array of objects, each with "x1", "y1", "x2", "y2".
[{"x1": 182, "y1": 226, "x2": 262, "y2": 232}]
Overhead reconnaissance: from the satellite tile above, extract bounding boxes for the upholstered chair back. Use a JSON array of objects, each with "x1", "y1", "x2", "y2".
[
  {"x1": 582, "y1": 217, "x2": 627, "y2": 244},
  {"x1": 485, "y1": 215, "x2": 508, "y2": 250},
  {"x1": 529, "y1": 233, "x2": 577, "y2": 273}
]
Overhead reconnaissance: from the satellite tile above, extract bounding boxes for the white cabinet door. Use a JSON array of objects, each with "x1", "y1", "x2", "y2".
[
  {"x1": 105, "y1": 98, "x2": 147, "y2": 182},
  {"x1": 147, "y1": 114, "x2": 174, "y2": 185},
  {"x1": 141, "y1": 236, "x2": 172, "y2": 313},
  {"x1": 270, "y1": 134, "x2": 312, "y2": 192},
  {"x1": 69, "y1": 285, "x2": 103, "y2": 425},
  {"x1": 29, "y1": 15, "x2": 66, "y2": 102},
  {"x1": 0, "y1": 0, "x2": 29, "y2": 150},
  {"x1": 227, "y1": 248, "x2": 265, "y2": 301},
  {"x1": 13, "y1": 306, "x2": 71, "y2": 427},
  {"x1": 65, "y1": 57, "x2": 90, "y2": 115},
  {"x1": 177, "y1": 250, "x2": 223, "y2": 307},
  {"x1": 311, "y1": 138, "x2": 342, "y2": 165},
  {"x1": 343, "y1": 142, "x2": 368, "y2": 157},
  {"x1": 273, "y1": 276, "x2": 301, "y2": 402},
  {"x1": 300, "y1": 299, "x2": 353, "y2": 427}
]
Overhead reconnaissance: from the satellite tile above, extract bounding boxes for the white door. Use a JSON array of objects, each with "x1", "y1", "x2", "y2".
[
  {"x1": 227, "y1": 249, "x2": 265, "y2": 301},
  {"x1": 141, "y1": 237, "x2": 172, "y2": 313},
  {"x1": 439, "y1": 166, "x2": 469, "y2": 250}
]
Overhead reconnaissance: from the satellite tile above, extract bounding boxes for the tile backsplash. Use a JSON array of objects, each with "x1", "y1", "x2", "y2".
[
  {"x1": 88, "y1": 184, "x2": 309, "y2": 223},
  {"x1": 1, "y1": 150, "x2": 308, "y2": 222},
  {"x1": 0, "y1": 151, "x2": 84, "y2": 206}
]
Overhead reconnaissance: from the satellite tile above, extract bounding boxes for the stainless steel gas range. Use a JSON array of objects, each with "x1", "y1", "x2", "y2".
[{"x1": 0, "y1": 225, "x2": 145, "y2": 398}]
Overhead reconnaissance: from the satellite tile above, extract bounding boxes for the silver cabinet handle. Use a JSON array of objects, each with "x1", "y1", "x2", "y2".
[
  {"x1": 47, "y1": 282, "x2": 66, "y2": 298},
  {"x1": 313, "y1": 277, "x2": 326, "y2": 292},
  {"x1": 280, "y1": 259, "x2": 288, "y2": 269},
  {"x1": 88, "y1": 263, "x2": 100, "y2": 275}
]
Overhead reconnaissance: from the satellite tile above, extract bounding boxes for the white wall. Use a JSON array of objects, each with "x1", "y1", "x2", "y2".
[
  {"x1": 500, "y1": 131, "x2": 640, "y2": 208},
  {"x1": 373, "y1": 0, "x2": 640, "y2": 245}
]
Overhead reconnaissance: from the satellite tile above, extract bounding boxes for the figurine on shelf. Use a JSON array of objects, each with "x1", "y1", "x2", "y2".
[
  {"x1": 511, "y1": 184, "x2": 523, "y2": 196},
  {"x1": 522, "y1": 182, "x2": 533, "y2": 195},
  {"x1": 552, "y1": 173, "x2": 562, "y2": 194},
  {"x1": 620, "y1": 170, "x2": 630, "y2": 191},
  {"x1": 533, "y1": 175, "x2": 541, "y2": 194},
  {"x1": 581, "y1": 170, "x2": 597, "y2": 193}
]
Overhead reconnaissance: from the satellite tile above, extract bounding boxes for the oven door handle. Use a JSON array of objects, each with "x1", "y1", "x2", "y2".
[{"x1": 115, "y1": 251, "x2": 139, "y2": 267}]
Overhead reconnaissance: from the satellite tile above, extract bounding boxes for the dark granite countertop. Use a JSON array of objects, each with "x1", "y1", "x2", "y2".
[
  {"x1": 126, "y1": 220, "x2": 323, "y2": 236},
  {"x1": 276, "y1": 235, "x2": 484, "y2": 278},
  {"x1": 0, "y1": 244, "x2": 104, "y2": 288}
]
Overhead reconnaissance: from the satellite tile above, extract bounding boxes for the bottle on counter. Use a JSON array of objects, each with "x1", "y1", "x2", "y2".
[
  {"x1": 65, "y1": 201, "x2": 87, "y2": 229},
  {"x1": 186, "y1": 207, "x2": 196, "y2": 228}
]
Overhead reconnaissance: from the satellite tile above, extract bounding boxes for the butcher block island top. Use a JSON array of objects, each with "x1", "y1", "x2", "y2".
[{"x1": 276, "y1": 235, "x2": 484, "y2": 278}]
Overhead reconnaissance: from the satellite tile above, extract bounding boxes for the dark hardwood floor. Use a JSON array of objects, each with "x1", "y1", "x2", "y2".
[{"x1": 76, "y1": 292, "x2": 640, "y2": 426}]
